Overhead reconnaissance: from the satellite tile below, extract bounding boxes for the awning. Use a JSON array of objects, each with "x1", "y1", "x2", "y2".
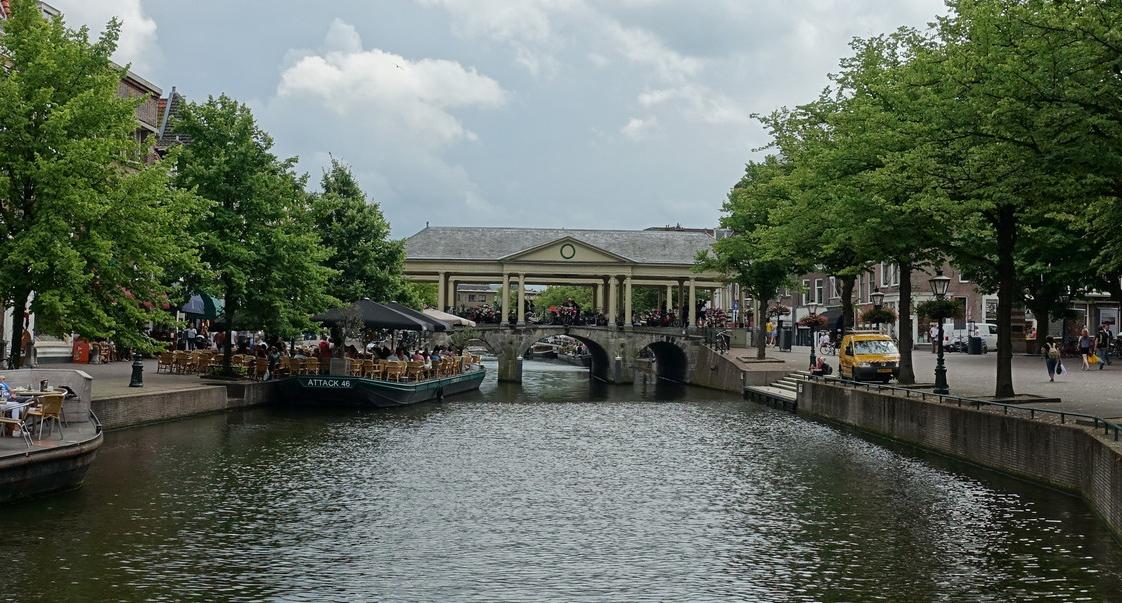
[
  {"x1": 181, "y1": 294, "x2": 224, "y2": 319},
  {"x1": 423, "y1": 307, "x2": 476, "y2": 327}
]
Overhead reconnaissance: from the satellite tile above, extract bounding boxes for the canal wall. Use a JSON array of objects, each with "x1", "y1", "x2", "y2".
[
  {"x1": 690, "y1": 346, "x2": 788, "y2": 393},
  {"x1": 797, "y1": 380, "x2": 1122, "y2": 541},
  {"x1": 93, "y1": 382, "x2": 275, "y2": 430}
]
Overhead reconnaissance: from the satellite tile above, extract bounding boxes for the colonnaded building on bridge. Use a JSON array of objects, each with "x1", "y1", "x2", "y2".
[{"x1": 403, "y1": 225, "x2": 741, "y2": 326}]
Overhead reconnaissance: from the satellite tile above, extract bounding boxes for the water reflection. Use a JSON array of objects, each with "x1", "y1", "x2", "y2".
[{"x1": 0, "y1": 360, "x2": 1118, "y2": 601}]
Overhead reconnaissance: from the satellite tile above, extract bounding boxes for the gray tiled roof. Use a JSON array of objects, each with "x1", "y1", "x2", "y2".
[{"x1": 405, "y1": 226, "x2": 714, "y2": 265}]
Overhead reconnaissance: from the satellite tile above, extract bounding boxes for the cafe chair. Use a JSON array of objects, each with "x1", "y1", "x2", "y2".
[
  {"x1": 26, "y1": 393, "x2": 64, "y2": 440},
  {"x1": 0, "y1": 411, "x2": 33, "y2": 448}
]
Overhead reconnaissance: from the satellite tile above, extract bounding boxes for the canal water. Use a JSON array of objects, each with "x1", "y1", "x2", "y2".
[{"x1": 3, "y1": 361, "x2": 1121, "y2": 601}]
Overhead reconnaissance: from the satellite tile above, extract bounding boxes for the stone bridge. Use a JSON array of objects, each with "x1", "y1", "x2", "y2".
[{"x1": 471, "y1": 325, "x2": 707, "y2": 384}]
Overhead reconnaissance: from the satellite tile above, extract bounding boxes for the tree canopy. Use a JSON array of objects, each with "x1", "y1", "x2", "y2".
[{"x1": 0, "y1": 0, "x2": 200, "y2": 364}]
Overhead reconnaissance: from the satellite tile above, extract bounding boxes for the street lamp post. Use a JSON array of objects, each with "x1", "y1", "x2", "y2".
[
  {"x1": 870, "y1": 288, "x2": 885, "y2": 332},
  {"x1": 929, "y1": 269, "x2": 952, "y2": 395},
  {"x1": 808, "y1": 301, "x2": 820, "y2": 371}
]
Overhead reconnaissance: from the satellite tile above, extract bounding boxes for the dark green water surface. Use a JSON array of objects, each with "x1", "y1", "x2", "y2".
[{"x1": 3, "y1": 361, "x2": 1120, "y2": 601}]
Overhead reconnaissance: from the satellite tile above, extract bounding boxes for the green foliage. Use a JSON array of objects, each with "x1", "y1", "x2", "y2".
[
  {"x1": 173, "y1": 96, "x2": 335, "y2": 350},
  {"x1": 0, "y1": 0, "x2": 202, "y2": 360},
  {"x1": 400, "y1": 282, "x2": 437, "y2": 309},
  {"x1": 312, "y1": 158, "x2": 409, "y2": 304},
  {"x1": 915, "y1": 299, "x2": 964, "y2": 322},
  {"x1": 535, "y1": 285, "x2": 593, "y2": 310}
]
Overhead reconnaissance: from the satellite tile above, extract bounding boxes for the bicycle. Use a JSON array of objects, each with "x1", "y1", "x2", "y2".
[{"x1": 714, "y1": 330, "x2": 730, "y2": 354}]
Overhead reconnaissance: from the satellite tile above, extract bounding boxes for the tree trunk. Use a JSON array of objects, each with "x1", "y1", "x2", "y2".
[
  {"x1": 995, "y1": 204, "x2": 1017, "y2": 398},
  {"x1": 755, "y1": 296, "x2": 768, "y2": 360},
  {"x1": 7, "y1": 289, "x2": 29, "y2": 370},
  {"x1": 897, "y1": 261, "x2": 916, "y2": 385},
  {"x1": 839, "y1": 276, "x2": 856, "y2": 332}
]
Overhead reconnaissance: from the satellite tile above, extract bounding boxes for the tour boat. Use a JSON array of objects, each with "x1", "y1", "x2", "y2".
[{"x1": 275, "y1": 366, "x2": 486, "y2": 407}]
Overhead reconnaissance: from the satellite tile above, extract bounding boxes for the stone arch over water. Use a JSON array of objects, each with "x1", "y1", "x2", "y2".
[{"x1": 639, "y1": 340, "x2": 689, "y2": 382}]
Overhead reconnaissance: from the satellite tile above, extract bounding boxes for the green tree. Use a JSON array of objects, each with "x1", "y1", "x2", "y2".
[
  {"x1": 173, "y1": 95, "x2": 334, "y2": 372},
  {"x1": 312, "y1": 158, "x2": 409, "y2": 304},
  {"x1": 0, "y1": 0, "x2": 201, "y2": 365},
  {"x1": 699, "y1": 156, "x2": 804, "y2": 359},
  {"x1": 534, "y1": 285, "x2": 593, "y2": 310}
]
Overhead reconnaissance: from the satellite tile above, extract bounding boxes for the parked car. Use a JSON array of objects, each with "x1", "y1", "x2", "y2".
[{"x1": 838, "y1": 332, "x2": 900, "y2": 382}]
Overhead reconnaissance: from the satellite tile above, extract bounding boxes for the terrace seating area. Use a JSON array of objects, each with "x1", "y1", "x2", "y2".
[{"x1": 154, "y1": 348, "x2": 482, "y2": 384}]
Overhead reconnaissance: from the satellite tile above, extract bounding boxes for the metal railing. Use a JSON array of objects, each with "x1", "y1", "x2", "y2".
[{"x1": 800, "y1": 373, "x2": 1122, "y2": 442}]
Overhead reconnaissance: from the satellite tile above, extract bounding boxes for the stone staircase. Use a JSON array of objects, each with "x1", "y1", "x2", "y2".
[{"x1": 743, "y1": 370, "x2": 808, "y2": 408}]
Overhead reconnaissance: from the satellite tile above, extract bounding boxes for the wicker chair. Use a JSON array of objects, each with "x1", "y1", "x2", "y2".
[
  {"x1": 383, "y1": 361, "x2": 405, "y2": 382},
  {"x1": 156, "y1": 352, "x2": 175, "y2": 374},
  {"x1": 26, "y1": 393, "x2": 64, "y2": 440}
]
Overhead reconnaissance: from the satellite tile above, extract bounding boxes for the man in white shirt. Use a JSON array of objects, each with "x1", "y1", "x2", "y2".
[{"x1": 929, "y1": 324, "x2": 939, "y2": 353}]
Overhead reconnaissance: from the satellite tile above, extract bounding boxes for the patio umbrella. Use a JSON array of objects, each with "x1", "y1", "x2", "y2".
[
  {"x1": 180, "y1": 294, "x2": 224, "y2": 319},
  {"x1": 312, "y1": 299, "x2": 443, "y2": 331},
  {"x1": 423, "y1": 307, "x2": 476, "y2": 327}
]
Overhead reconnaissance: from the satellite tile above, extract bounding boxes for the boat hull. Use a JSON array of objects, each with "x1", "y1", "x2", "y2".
[
  {"x1": 275, "y1": 367, "x2": 486, "y2": 407},
  {"x1": 0, "y1": 431, "x2": 103, "y2": 504}
]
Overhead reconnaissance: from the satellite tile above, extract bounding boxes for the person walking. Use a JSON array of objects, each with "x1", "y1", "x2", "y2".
[
  {"x1": 1096, "y1": 323, "x2": 1114, "y2": 369},
  {"x1": 765, "y1": 320, "x2": 775, "y2": 346},
  {"x1": 929, "y1": 323, "x2": 939, "y2": 353},
  {"x1": 1078, "y1": 327, "x2": 1094, "y2": 370},
  {"x1": 1041, "y1": 336, "x2": 1061, "y2": 382}
]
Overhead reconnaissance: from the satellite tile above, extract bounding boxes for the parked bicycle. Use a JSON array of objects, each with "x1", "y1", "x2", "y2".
[{"x1": 714, "y1": 330, "x2": 730, "y2": 354}]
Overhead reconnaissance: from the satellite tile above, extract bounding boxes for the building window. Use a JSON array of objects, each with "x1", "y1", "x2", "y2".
[
  {"x1": 814, "y1": 279, "x2": 824, "y2": 304},
  {"x1": 881, "y1": 263, "x2": 899, "y2": 287},
  {"x1": 958, "y1": 270, "x2": 970, "y2": 283},
  {"x1": 468, "y1": 294, "x2": 476, "y2": 302},
  {"x1": 801, "y1": 279, "x2": 810, "y2": 305}
]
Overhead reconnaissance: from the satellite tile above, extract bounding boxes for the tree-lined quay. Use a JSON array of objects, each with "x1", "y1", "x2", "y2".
[
  {"x1": 0, "y1": 0, "x2": 421, "y2": 374},
  {"x1": 702, "y1": 0, "x2": 1122, "y2": 399}
]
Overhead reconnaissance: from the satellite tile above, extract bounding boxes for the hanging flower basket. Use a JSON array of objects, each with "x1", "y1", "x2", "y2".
[
  {"x1": 798, "y1": 313, "x2": 826, "y2": 328},
  {"x1": 915, "y1": 299, "x2": 964, "y2": 321},
  {"x1": 767, "y1": 303, "x2": 791, "y2": 317},
  {"x1": 860, "y1": 306, "x2": 897, "y2": 325}
]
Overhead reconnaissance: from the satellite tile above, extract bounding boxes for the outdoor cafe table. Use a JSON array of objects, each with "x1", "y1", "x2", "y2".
[{"x1": 10, "y1": 388, "x2": 65, "y2": 399}]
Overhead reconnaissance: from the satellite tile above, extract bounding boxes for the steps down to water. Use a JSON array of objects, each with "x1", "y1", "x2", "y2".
[{"x1": 743, "y1": 371, "x2": 808, "y2": 409}]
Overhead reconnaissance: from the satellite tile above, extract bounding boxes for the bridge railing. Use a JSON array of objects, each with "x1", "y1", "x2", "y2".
[{"x1": 800, "y1": 373, "x2": 1122, "y2": 442}]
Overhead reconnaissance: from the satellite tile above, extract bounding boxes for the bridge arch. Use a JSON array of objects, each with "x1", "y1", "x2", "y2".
[
  {"x1": 639, "y1": 340, "x2": 689, "y2": 382},
  {"x1": 560, "y1": 334, "x2": 611, "y2": 382}
]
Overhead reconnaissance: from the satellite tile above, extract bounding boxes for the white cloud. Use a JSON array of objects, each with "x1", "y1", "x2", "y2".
[
  {"x1": 277, "y1": 19, "x2": 506, "y2": 147},
  {"x1": 620, "y1": 116, "x2": 658, "y2": 140},
  {"x1": 601, "y1": 20, "x2": 700, "y2": 81},
  {"x1": 639, "y1": 85, "x2": 747, "y2": 125},
  {"x1": 50, "y1": 0, "x2": 160, "y2": 73}
]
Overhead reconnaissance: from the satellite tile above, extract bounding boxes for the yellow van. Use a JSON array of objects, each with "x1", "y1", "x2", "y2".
[{"x1": 838, "y1": 332, "x2": 900, "y2": 382}]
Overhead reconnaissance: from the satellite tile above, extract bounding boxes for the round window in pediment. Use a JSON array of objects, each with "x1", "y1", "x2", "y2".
[{"x1": 559, "y1": 243, "x2": 576, "y2": 259}]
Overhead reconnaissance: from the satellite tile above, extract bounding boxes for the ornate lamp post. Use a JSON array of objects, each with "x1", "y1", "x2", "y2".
[
  {"x1": 808, "y1": 301, "x2": 820, "y2": 370},
  {"x1": 929, "y1": 269, "x2": 952, "y2": 395},
  {"x1": 870, "y1": 288, "x2": 885, "y2": 332}
]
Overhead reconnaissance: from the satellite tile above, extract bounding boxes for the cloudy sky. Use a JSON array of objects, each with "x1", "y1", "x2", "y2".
[{"x1": 53, "y1": 0, "x2": 947, "y2": 237}]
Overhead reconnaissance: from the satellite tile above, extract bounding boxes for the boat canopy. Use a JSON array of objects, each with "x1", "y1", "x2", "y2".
[{"x1": 313, "y1": 299, "x2": 449, "y2": 332}]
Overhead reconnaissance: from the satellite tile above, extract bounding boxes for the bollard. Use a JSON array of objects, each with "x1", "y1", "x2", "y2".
[{"x1": 129, "y1": 352, "x2": 144, "y2": 388}]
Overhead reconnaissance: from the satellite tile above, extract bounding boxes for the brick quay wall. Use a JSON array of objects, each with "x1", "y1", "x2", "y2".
[{"x1": 797, "y1": 381, "x2": 1122, "y2": 542}]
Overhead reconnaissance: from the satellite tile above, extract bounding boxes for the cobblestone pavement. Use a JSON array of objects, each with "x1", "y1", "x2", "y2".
[{"x1": 765, "y1": 345, "x2": 1122, "y2": 420}]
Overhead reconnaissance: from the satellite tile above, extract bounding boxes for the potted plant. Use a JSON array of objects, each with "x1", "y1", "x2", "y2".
[{"x1": 860, "y1": 306, "x2": 898, "y2": 325}]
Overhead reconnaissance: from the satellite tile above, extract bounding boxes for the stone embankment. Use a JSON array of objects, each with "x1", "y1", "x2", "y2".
[
  {"x1": 796, "y1": 380, "x2": 1122, "y2": 542},
  {"x1": 92, "y1": 381, "x2": 275, "y2": 430}
]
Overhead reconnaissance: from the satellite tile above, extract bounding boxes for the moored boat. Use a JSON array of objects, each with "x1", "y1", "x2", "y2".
[{"x1": 275, "y1": 366, "x2": 485, "y2": 407}]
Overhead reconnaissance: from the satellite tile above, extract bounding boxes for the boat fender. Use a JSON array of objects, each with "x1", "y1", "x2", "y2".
[{"x1": 435, "y1": 387, "x2": 444, "y2": 400}]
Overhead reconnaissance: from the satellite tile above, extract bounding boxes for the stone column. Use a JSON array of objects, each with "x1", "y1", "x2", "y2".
[
  {"x1": 666, "y1": 283, "x2": 674, "y2": 312},
  {"x1": 517, "y1": 273, "x2": 526, "y2": 325},
  {"x1": 624, "y1": 277, "x2": 633, "y2": 328},
  {"x1": 501, "y1": 273, "x2": 510, "y2": 325},
  {"x1": 688, "y1": 279, "x2": 697, "y2": 327},
  {"x1": 608, "y1": 277, "x2": 619, "y2": 325},
  {"x1": 594, "y1": 283, "x2": 602, "y2": 313},
  {"x1": 437, "y1": 272, "x2": 446, "y2": 311}
]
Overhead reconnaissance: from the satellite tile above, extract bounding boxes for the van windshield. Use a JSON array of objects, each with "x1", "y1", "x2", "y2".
[{"x1": 853, "y1": 340, "x2": 898, "y2": 355}]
